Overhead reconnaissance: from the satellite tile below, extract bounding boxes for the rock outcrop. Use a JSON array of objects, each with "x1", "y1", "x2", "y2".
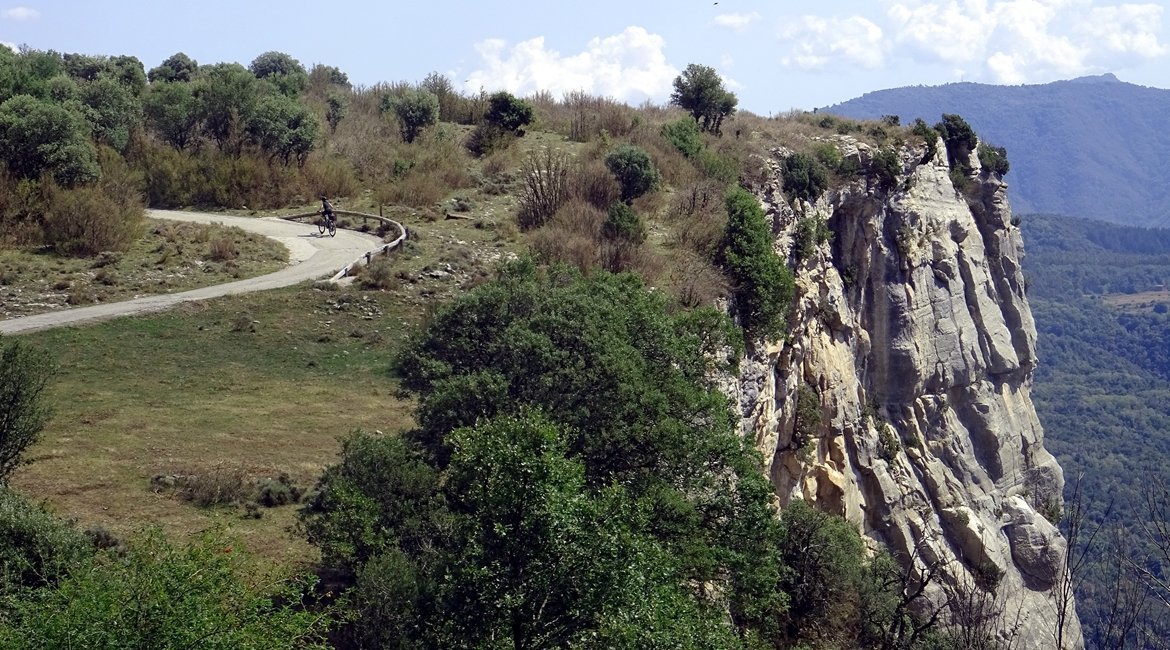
[{"x1": 731, "y1": 137, "x2": 1081, "y2": 647}]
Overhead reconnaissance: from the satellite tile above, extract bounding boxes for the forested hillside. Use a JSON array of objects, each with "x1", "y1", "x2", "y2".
[
  {"x1": 825, "y1": 75, "x2": 1170, "y2": 227},
  {"x1": 1023, "y1": 213, "x2": 1170, "y2": 646}
]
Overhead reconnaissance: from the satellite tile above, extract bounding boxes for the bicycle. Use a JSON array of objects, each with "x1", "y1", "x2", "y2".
[{"x1": 318, "y1": 211, "x2": 337, "y2": 237}]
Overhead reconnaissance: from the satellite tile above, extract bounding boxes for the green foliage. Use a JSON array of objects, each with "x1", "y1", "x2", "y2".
[
  {"x1": 776, "y1": 499, "x2": 867, "y2": 647},
  {"x1": 247, "y1": 51, "x2": 308, "y2": 97},
  {"x1": 793, "y1": 385, "x2": 822, "y2": 457},
  {"x1": 604, "y1": 144, "x2": 661, "y2": 203},
  {"x1": 324, "y1": 90, "x2": 347, "y2": 133},
  {"x1": 193, "y1": 62, "x2": 257, "y2": 154},
  {"x1": 670, "y1": 63, "x2": 738, "y2": 134},
  {"x1": 0, "y1": 338, "x2": 53, "y2": 482},
  {"x1": 386, "y1": 88, "x2": 439, "y2": 144},
  {"x1": 484, "y1": 91, "x2": 534, "y2": 133},
  {"x1": 660, "y1": 116, "x2": 703, "y2": 158},
  {"x1": 602, "y1": 202, "x2": 646, "y2": 244},
  {"x1": 911, "y1": 118, "x2": 939, "y2": 162},
  {"x1": 722, "y1": 186, "x2": 794, "y2": 336},
  {"x1": 878, "y1": 422, "x2": 900, "y2": 461},
  {"x1": 934, "y1": 113, "x2": 978, "y2": 170},
  {"x1": 79, "y1": 74, "x2": 142, "y2": 153},
  {"x1": 147, "y1": 52, "x2": 197, "y2": 83},
  {"x1": 872, "y1": 147, "x2": 902, "y2": 190},
  {"x1": 0, "y1": 529, "x2": 331, "y2": 649},
  {"x1": 245, "y1": 93, "x2": 319, "y2": 164},
  {"x1": 977, "y1": 143, "x2": 1010, "y2": 176},
  {"x1": 780, "y1": 152, "x2": 829, "y2": 203},
  {"x1": 793, "y1": 215, "x2": 831, "y2": 263},
  {"x1": 143, "y1": 81, "x2": 198, "y2": 150},
  {"x1": 0, "y1": 487, "x2": 92, "y2": 598},
  {"x1": 0, "y1": 94, "x2": 99, "y2": 187}
]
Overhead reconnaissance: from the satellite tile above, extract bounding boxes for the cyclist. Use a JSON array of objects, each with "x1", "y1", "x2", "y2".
[{"x1": 320, "y1": 195, "x2": 335, "y2": 225}]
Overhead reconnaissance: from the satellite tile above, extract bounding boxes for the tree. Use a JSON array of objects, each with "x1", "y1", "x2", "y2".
[
  {"x1": 79, "y1": 74, "x2": 142, "y2": 152},
  {"x1": 386, "y1": 88, "x2": 439, "y2": 144},
  {"x1": 248, "y1": 51, "x2": 308, "y2": 97},
  {"x1": 143, "y1": 81, "x2": 198, "y2": 150},
  {"x1": 722, "y1": 186, "x2": 794, "y2": 337},
  {"x1": 147, "y1": 52, "x2": 197, "y2": 84},
  {"x1": 0, "y1": 337, "x2": 52, "y2": 482},
  {"x1": 934, "y1": 113, "x2": 978, "y2": 167},
  {"x1": 245, "y1": 93, "x2": 319, "y2": 164},
  {"x1": 602, "y1": 201, "x2": 646, "y2": 244},
  {"x1": 484, "y1": 90, "x2": 534, "y2": 133},
  {"x1": 670, "y1": 63, "x2": 737, "y2": 134},
  {"x1": 0, "y1": 94, "x2": 99, "y2": 186},
  {"x1": 324, "y1": 90, "x2": 347, "y2": 133},
  {"x1": 193, "y1": 63, "x2": 257, "y2": 154},
  {"x1": 604, "y1": 144, "x2": 661, "y2": 203}
]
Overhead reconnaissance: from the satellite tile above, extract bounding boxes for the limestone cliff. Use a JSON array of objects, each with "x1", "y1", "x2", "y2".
[{"x1": 730, "y1": 137, "x2": 1081, "y2": 647}]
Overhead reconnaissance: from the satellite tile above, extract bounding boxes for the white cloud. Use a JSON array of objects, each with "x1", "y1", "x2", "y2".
[
  {"x1": 463, "y1": 26, "x2": 678, "y2": 103},
  {"x1": 714, "y1": 12, "x2": 761, "y2": 31},
  {"x1": 779, "y1": 15, "x2": 886, "y2": 70},
  {"x1": 1, "y1": 41, "x2": 15, "y2": 51},
  {"x1": 1, "y1": 6, "x2": 39, "y2": 20},
  {"x1": 880, "y1": 0, "x2": 1167, "y2": 82}
]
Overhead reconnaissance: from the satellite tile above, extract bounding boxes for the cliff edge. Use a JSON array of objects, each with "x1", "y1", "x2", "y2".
[{"x1": 731, "y1": 137, "x2": 1081, "y2": 647}]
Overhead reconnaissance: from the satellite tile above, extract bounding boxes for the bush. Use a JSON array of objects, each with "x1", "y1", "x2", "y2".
[
  {"x1": 0, "y1": 338, "x2": 53, "y2": 481},
  {"x1": 360, "y1": 256, "x2": 398, "y2": 290},
  {"x1": 207, "y1": 235, "x2": 238, "y2": 261},
  {"x1": 661, "y1": 117, "x2": 703, "y2": 158},
  {"x1": 604, "y1": 144, "x2": 661, "y2": 203},
  {"x1": 0, "y1": 486, "x2": 91, "y2": 596},
  {"x1": 41, "y1": 182, "x2": 144, "y2": 257},
  {"x1": 793, "y1": 215, "x2": 831, "y2": 263},
  {"x1": 977, "y1": 143, "x2": 1010, "y2": 176},
  {"x1": 516, "y1": 148, "x2": 572, "y2": 230},
  {"x1": 568, "y1": 158, "x2": 620, "y2": 212},
  {"x1": 484, "y1": 91, "x2": 534, "y2": 134},
  {"x1": 781, "y1": 152, "x2": 828, "y2": 203},
  {"x1": 602, "y1": 202, "x2": 646, "y2": 244},
  {"x1": 871, "y1": 147, "x2": 901, "y2": 190},
  {"x1": 722, "y1": 186, "x2": 794, "y2": 336},
  {"x1": 911, "y1": 118, "x2": 939, "y2": 162}
]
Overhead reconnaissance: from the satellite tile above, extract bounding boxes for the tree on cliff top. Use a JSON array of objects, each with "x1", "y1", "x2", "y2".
[{"x1": 670, "y1": 63, "x2": 737, "y2": 134}]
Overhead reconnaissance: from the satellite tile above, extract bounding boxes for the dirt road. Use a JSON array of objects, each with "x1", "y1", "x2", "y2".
[{"x1": 0, "y1": 210, "x2": 385, "y2": 335}]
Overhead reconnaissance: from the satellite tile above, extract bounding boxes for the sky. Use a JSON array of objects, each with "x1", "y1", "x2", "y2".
[{"x1": 2, "y1": 0, "x2": 1168, "y2": 114}]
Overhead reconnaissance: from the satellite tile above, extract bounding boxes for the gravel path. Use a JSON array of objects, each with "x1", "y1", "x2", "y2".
[{"x1": 0, "y1": 209, "x2": 384, "y2": 335}]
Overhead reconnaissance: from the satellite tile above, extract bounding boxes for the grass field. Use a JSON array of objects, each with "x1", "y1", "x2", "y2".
[
  {"x1": 6, "y1": 207, "x2": 520, "y2": 566},
  {"x1": 0, "y1": 218, "x2": 289, "y2": 319}
]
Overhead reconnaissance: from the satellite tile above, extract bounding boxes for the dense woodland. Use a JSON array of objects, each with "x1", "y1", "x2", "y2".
[
  {"x1": 2, "y1": 44, "x2": 1167, "y2": 648},
  {"x1": 1023, "y1": 213, "x2": 1170, "y2": 647}
]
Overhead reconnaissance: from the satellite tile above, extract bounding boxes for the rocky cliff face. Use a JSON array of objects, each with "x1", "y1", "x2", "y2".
[{"x1": 731, "y1": 138, "x2": 1081, "y2": 647}]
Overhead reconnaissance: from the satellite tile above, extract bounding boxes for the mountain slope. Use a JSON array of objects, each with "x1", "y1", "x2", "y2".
[{"x1": 824, "y1": 74, "x2": 1170, "y2": 227}]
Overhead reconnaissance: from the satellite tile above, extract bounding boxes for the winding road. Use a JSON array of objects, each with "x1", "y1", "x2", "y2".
[{"x1": 0, "y1": 209, "x2": 387, "y2": 335}]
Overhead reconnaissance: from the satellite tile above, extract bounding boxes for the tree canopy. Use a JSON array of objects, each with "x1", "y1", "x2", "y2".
[{"x1": 670, "y1": 63, "x2": 738, "y2": 134}]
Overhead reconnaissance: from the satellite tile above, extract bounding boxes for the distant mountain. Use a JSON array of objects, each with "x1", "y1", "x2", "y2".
[{"x1": 825, "y1": 74, "x2": 1170, "y2": 227}]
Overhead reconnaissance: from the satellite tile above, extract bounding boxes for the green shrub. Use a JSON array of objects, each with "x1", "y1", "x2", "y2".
[
  {"x1": 660, "y1": 117, "x2": 703, "y2": 158},
  {"x1": 0, "y1": 486, "x2": 91, "y2": 596},
  {"x1": 911, "y1": 118, "x2": 939, "y2": 162},
  {"x1": 602, "y1": 202, "x2": 646, "y2": 244},
  {"x1": 697, "y1": 149, "x2": 741, "y2": 183},
  {"x1": 604, "y1": 144, "x2": 661, "y2": 203},
  {"x1": 484, "y1": 91, "x2": 534, "y2": 134},
  {"x1": 0, "y1": 529, "x2": 331, "y2": 648},
  {"x1": 0, "y1": 338, "x2": 53, "y2": 481},
  {"x1": 41, "y1": 182, "x2": 144, "y2": 256},
  {"x1": 793, "y1": 215, "x2": 831, "y2": 263},
  {"x1": 877, "y1": 423, "x2": 900, "y2": 461},
  {"x1": 977, "y1": 143, "x2": 1010, "y2": 176},
  {"x1": 723, "y1": 186, "x2": 794, "y2": 336},
  {"x1": 781, "y1": 152, "x2": 828, "y2": 203},
  {"x1": 871, "y1": 147, "x2": 901, "y2": 190}
]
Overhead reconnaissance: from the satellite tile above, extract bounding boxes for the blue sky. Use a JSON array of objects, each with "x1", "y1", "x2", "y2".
[{"x1": 3, "y1": 0, "x2": 1168, "y2": 113}]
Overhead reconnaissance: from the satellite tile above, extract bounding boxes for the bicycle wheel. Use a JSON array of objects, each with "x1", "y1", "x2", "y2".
[
  {"x1": 327, "y1": 219, "x2": 337, "y2": 237},
  {"x1": 318, "y1": 218, "x2": 326, "y2": 235}
]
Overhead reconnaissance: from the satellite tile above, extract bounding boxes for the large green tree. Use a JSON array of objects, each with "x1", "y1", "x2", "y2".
[
  {"x1": 193, "y1": 63, "x2": 257, "y2": 154},
  {"x1": 0, "y1": 94, "x2": 99, "y2": 186},
  {"x1": 143, "y1": 80, "x2": 199, "y2": 150},
  {"x1": 147, "y1": 52, "x2": 197, "y2": 84},
  {"x1": 245, "y1": 93, "x2": 319, "y2": 164},
  {"x1": 248, "y1": 51, "x2": 308, "y2": 97},
  {"x1": 670, "y1": 63, "x2": 738, "y2": 134},
  {"x1": 385, "y1": 88, "x2": 439, "y2": 144},
  {"x1": 302, "y1": 261, "x2": 794, "y2": 646}
]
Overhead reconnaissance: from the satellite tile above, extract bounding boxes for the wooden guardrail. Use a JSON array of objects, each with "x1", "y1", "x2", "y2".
[{"x1": 278, "y1": 209, "x2": 408, "y2": 281}]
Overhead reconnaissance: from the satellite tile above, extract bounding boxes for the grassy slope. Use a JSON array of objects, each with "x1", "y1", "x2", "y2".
[{"x1": 8, "y1": 206, "x2": 517, "y2": 565}]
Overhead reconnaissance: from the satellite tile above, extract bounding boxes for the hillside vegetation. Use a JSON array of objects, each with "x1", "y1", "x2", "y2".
[
  {"x1": 1022, "y1": 213, "x2": 1170, "y2": 647},
  {"x1": 825, "y1": 74, "x2": 1170, "y2": 227}
]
